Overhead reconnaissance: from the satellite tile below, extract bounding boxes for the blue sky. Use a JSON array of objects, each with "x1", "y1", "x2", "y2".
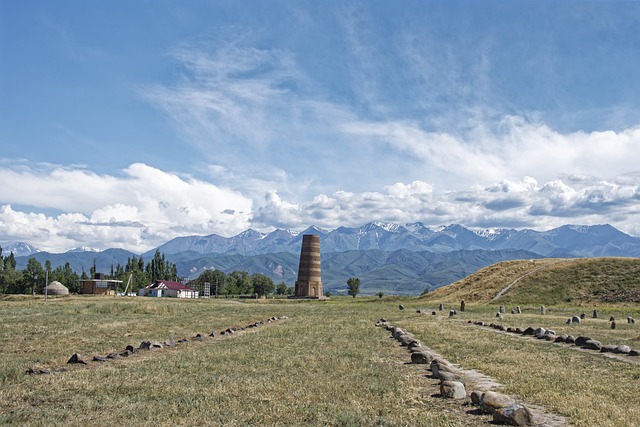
[{"x1": 1, "y1": 1, "x2": 640, "y2": 253}]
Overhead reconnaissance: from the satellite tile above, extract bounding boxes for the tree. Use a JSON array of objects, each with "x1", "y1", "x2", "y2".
[
  {"x1": 347, "y1": 277, "x2": 360, "y2": 298},
  {"x1": 227, "y1": 271, "x2": 252, "y2": 295},
  {"x1": 275, "y1": 282, "x2": 288, "y2": 295},
  {"x1": 23, "y1": 258, "x2": 45, "y2": 295},
  {"x1": 251, "y1": 273, "x2": 275, "y2": 297},
  {"x1": 377, "y1": 291, "x2": 384, "y2": 299}
]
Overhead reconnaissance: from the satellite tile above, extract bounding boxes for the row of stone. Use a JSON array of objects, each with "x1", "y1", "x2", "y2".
[
  {"x1": 26, "y1": 316, "x2": 287, "y2": 375},
  {"x1": 376, "y1": 319, "x2": 535, "y2": 426},
  {"x1": 470, "y1": 320, "x2": 640, "y2": 356}
]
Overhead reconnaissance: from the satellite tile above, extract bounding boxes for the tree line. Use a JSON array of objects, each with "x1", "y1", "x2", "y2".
[
  {"x1": 0, "y1": 248, "x2": 180, "y2": 295},
  {"x1": 0, "y1": 246, "x2": 289, "y2": 297}
]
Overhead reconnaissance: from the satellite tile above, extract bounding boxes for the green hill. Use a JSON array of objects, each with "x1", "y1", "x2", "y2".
[{"x1": 422, "y1": 257, "x2": 640, "y2": 305}]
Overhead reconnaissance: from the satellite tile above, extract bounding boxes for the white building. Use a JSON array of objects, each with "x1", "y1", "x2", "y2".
[{"x1": 138, "y1": 280, "x2": 198, "y2": 298}]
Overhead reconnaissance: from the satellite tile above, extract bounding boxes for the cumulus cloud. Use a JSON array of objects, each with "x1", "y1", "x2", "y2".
[
  {"x1": 254, "y1": 174, "x2": 640, "y2": 237},
  {"x1": 0, "y1": 163, "x2": 252, "y2": 253}
]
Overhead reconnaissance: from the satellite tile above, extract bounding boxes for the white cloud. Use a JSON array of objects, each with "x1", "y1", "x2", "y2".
[{"x1": 0, "y1": 163, "x2": 252, "y2": 253}]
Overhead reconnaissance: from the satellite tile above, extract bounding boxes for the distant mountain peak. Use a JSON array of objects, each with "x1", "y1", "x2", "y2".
[{"x1": 2, "y1": 242, "x2": 40, "y2": 257}]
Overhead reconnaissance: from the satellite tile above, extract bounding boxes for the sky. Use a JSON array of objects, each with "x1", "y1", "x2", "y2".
[{"x1": 1, "y1": 1, "x2": 640, "y2": 254}]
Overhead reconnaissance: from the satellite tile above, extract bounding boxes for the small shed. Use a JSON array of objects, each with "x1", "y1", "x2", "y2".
[{"x1": 44, "y1": 281, "x2": 69, "y2": 295}]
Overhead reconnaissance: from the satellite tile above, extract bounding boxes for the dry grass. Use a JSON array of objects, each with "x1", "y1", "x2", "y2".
[
  {"x1": 2, "y1": 295, "x2": 640, "y2": 426},
  {"x1": 395, "y1": 302, "x2": 640, "y2": 427},
  {"x1": 423, "y1": 257, "x2": 640, "y2": 305},
  {"x1": 0, "y1": 295, "x2": 473, "y2": 426}
]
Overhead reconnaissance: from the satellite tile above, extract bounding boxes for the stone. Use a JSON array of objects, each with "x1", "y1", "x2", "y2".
[
  {"x1": 523, "y1": 327, "x2": 535, "y2": 335},
  {"x1": 610, "y1": 316, "x2": 616, "y2": 322},
  {"x1": 125, "y1": 345, "x2": 140, "y2": 354},
  {"x1": 580, "y1": 313, "x2": 586, "y2": 319},
  {"x1": 439, "y1": 303, "x2": 444, "y2": 311},
  {"x1": 67, "y1": 353, "x2": 88, "y2": 365},
  {"x1": 437, "y1": 371, "x2": 462, "y2": 382},
  {"x1": 449, "y1": 310, "x2": 455, "y2": 317},
  {"x1": 511, "y1": 308, "x2": 516, "y2": 314},
  {"x1": 516, "y1": 306, "x2": 522, "y2": 314},
  {"x1": 611, "y1": 321, "x2": 617, "y2": 330},
  {"x1": 432, "y1": 311, "x2": 437, "y2": 315},
  {"x1": 470, "y1": 390, "x2": 483, "y2": 405},
  {"x1": 493, "y1": 403, "x2": 534, "y2": 426},
  {"x1": 379, "y1": 318, "x2": 387, "y2": 323},
  {"x1": 628, "y1": 317, "x2": 635, "y2": 324},
  {"x1": 499, "y1": 306, "x2": 506, "y2": 314},
  {"x1": 460, "y1": 300, "x2": 466, "y2": 312},
  {"x1": 408, "y1": 341, "x2": 422, "y2": 350},
  {"x1": 440, "y1": 381, "x2": 466, "y2": 399},
  {"x1": 572, "y1": 316, "x2": 581, "y2": 324},
  {"x1": 582, "y1": 339, "x2": 602, "y2": 350},
  {"x1": 92, "y1": 355, "x2": 107, "y2": 362},
  {"x1": 574, "y1": 336, "x2": 593, "y2": 346},
  {"x1": 515, "y1": 327, "x2": 524, "y2": 334},
  {"x1": 139, "y1": 341, "x2": 151, "y2": 350},
  {"x1": 533, "y1": 327, "x2": 546, "y2": 337},
  {"x1": 479, "y1": 391, "x2": 516, "y2": 414},
  {"x1": 593, "y1": 309, "x2": 598, "y2": 319},
  {"x1": 416, "y1": 309, "x2": 421, "y2": 314},
  {"x1": 565, "y1": 335, "x2": 576, "y2": 344},
  {"x1": 399, "y1": 304, "x2": 405, "y2": 310},
  {"x1": 209, "y1": 331, "x2": 217, "y2": 337},
  {"x1": 106, "y1": 353, "x2": 120, "y2": 359},
  {"x1": 150, "y1": 341, "x2": 164, "y2": 349},
  {"x1": 430, "y1": 359, "x2": 453, "y2": 378},
  {"x1": 165, "y1": 337, "x2": 177, "y2": 347},
  {"x1": 566, "y1": 318, "x2": 573, "y2": 324},
  {"x1": 411, "y1": 351, "x2": 433, "y2": 364},
  {"x1": 555, "y1": 334, "x2": 568, "y2": 343},
  {"x1": 629, "y1": 349, "x2": 640, "y2": 356},
  {"x1": 600, "y1": 345, "x2": 616, "y2": 353},
  {"x1": 614, "y1": 345, "x2": 631, "y2": 354},
  {"x1": 119, "y1": 350, "x2": 132, "y2": 357},
  {"x1": 540, "y1": 306, "x2": 546, "y2": 315}
]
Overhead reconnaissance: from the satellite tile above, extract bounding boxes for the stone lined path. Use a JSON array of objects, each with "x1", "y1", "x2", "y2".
[{"x1": 378, "y1": 320, "x2": 567, "y2": 426}]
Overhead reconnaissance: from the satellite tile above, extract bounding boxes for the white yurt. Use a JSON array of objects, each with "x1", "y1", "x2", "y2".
[{"x1": 44, "y1": 281, "x2": 69, "y2": 296}]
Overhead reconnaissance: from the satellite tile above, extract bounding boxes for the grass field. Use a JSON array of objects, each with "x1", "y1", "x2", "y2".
[{"x1": 1, "y1": 295, "x2": 640, "y2": 426}]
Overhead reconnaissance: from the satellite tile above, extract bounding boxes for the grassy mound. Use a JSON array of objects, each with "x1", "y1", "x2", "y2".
[{"x1": 423, "y1": 257, "x2": 640, "y2": 305}]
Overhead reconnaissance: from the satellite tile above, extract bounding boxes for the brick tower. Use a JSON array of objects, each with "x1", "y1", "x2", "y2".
[{"x1": 294, "y1": 234, "x2": 323, "y2": 298}]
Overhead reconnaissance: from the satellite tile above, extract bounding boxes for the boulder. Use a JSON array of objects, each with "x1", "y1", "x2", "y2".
[
  {"x1": 582, "y1": 339, "x2": 602, "y2": 351},
  {"x1": 470, "y1": 390, "x2": 483, "y2": 405},
  {"x1": 580, "y1": 313, "x2": 586, "y2": 319},
  {"x1": 555, "y1": 334, "x2": 568, "y2": 343},
  {"x1": 399, "y1": 304, "x2": 405, "y2": 310},
  {"x1": 430, "y1": 359, "x2": 454, "y2": 378},
  {"x1": 437, "y1": 370, "x2": 462, "y2": 382},
  {"x1": 516, "y1": 306, "x2": 522, "y2": 314},
  {"x1": 106, "y1": 353, "x2": 120, "y2": 359},
  {"x1": 574, "y1": 336, "x2": 593, "y2": 346},
  {"x1": 523, "y1": 327, "x2": 535, "y2": 336},
  {"x1": 593, "y1": 309, "x2": 598, "y2": 319},
  {"x1": 165, "y1": 337, "x2": 177, "y2": 347},
  {"x1": 540, "y1": 306, "x2": 546, "y2": 315},
  {"x1": 92, "y1": 355, "x2": 107, "y2": 362},
  {"x1": 611, "y1": 321, "x2": 616, "y2": 330},
  {"x1": 209, "y1": 331, "x2": 217, "y2": 337},
  {"x1": 610, "y1": 316, "x2": 616, "y2": 322},
  {"x1": 67, "y1": 353, "x2": 88, "y2": 365},
  {"x1": 614, "y1": 345, "x2": 631, "y2": 354},
  {"x1": 533, "y1": 327, "x2": 546, "y2": 337},
  {"x1": 499, "y1": 306, "x2": 506, "y2": 314},
  {"x1": 139, "y1": 341, "x2": 151, "y2": 350},
  {"x1": 565, "y1": 335, "x2": 576, "y2": 344},
  {"x1": 439, "y1": 303, "x2": 444, "y2": 311},
  {"x1": 410, "y1": 351, "x2": 433, "y2": 365},
  {"x1": 125, "y1": 345, "x2": 140, "y2": 354},
  {"x1": 493, "y1": 403, "x2": 534, "y2": 426},
  {"x1": 440, "y1": 381, "x2": 466, "y2": 399},
  {"x1": 460, "y1": 300, "x2": 465, "y2": 312},
  {"x1": 600, "y1": 345, "x2": 616, "y2": 353},
  {"x1": 479, "y1": 391, "x2": 516, "y2": 414},
  {"x1": 119, "y1": 350, "x2": 132, "y2": 357},
  {"x1": 150, "y1": 341, "x2": 164, "y2": 349},
  {"x1": 629, "y1": 349, "x2": 640, "y2": 356},
  {"x1": 572, "y1": 316, "x2": 581, "y2": 324}
]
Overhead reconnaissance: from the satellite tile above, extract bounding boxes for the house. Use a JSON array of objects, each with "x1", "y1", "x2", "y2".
[
  {"x1": 80, "y1": 273, "x2": 123, "y2": 295},
  {"x1": 138, "y1": 280, "x2": 198, "y2": 298}
]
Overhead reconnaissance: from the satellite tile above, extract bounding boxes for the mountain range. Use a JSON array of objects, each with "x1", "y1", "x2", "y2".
[{"x1": 8, "y1": 223, "x2": 640, "y2": 295}]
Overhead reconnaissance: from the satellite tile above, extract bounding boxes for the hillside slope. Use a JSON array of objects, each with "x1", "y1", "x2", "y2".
[{"x1": 423, "y1": 257, "x2": 640, "y2": 305}]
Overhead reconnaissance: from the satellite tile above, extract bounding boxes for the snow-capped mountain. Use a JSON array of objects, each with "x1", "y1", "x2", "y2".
[
  {"x1": 1, "y1": 242, "x2": 40, "y2": 257},
  {"x1": 146, "y1": 222, "x2": 640, "y2": 258}
]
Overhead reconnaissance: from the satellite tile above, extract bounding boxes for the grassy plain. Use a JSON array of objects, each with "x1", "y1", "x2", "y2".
[{"x1": 1, "y1": 295, "x2": 639, "y2": 426}]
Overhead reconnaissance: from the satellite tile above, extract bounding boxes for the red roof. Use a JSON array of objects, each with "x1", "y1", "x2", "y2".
[{"x1": 150, "y1": 280, "x2": 194, "y2": 291}]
